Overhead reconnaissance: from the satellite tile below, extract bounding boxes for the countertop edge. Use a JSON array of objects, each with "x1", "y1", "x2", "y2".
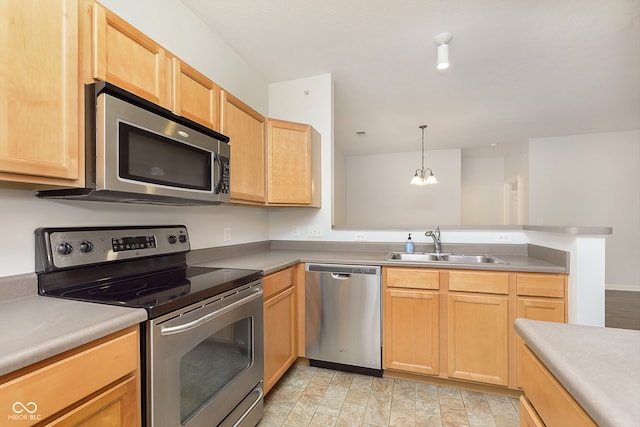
[
  {"x1": 190, "y1": 248, "x2": 567, "y2": 275},
  {"x1": 514, "y1": 318, "x2": 640, "y2": 427},
  {"x1": 331, "y1": 224, "x2": 612, "y2": 235}
]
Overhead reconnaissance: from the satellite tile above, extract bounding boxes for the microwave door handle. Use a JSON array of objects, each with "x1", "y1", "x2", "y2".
[
  {"x1": 160, "y1": 288, "x2": 263, "y2": 335},
  {"x1": 213, "y1": 153, "x2": 223, "y2": 194}
]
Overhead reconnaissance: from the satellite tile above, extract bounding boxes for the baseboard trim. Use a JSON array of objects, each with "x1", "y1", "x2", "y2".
[{"x1": 606, "y1": 284, "x2": 640, "y2": 292}]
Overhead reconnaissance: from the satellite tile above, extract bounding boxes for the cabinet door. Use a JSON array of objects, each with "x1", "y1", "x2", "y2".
[
  {"x1": 383, "y1": 289, "x2": 439, "y2": 375},
  {"x1": 173, "y1": 59, "x2": 220, "y2": 131},
  {"x1": 0, "y1": 0, "x2": 81, "y2": 185},
  {"x1": 93, "y1": 4, "x2": 169, "y2": 107},
  {"x1": 448, "y1": 293, "x2": 509, "y2": 386},
  {"x1": 267, "y1": 119, "x2": 312, "y2": 204},
  {"x1": 263, "y1": 286, "x2": 296, "y2": 394},
  {"x1": 44, "y1": 376, "x2": 138, "y2": 427},
  {"x1": 221, "y1": 91, "x2": 266, "y2": 203}
]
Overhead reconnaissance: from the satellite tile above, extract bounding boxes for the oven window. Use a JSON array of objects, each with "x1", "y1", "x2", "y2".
[
  {"x1": 119, "y1": 122, "x2": 212, "y2": 191},
  {"x1": 180, "y1": 317, "x2": 253, "y2": 423}
]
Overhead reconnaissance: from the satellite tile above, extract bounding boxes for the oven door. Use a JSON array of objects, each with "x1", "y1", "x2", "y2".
[{"x1": 148, "y1": 282, "x2": 264, "y2": 427}]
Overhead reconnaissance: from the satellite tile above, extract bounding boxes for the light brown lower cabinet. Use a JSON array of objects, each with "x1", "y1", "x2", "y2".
[
  {"x1": 0, "y1": 326, "x2": 140, "y2": 426},
  {"x1": 447, "y1": 293, "x2": 509, "y2": 386},
  {"x1": 263, "y1": 267, "x2": 297, "y2": 394},
  {"x1": 384, "y1": 288, "x2": 439, "y2": 375},
  {"x1": 381, "y1": 267, "x2": 568, "y2": 391},
  {"x1": 383, "y1": 267, "x2": 440, "y2": 375}
]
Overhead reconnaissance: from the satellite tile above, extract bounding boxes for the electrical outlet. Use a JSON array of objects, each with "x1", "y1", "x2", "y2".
[
  {"x1": 495, "y1": 232, "x2": 511, "y2": 242},
  {"x1": 292, "y1": 226, "x2": 300, "y2": 237},
  {"x1": 223, "y1": 227, "x2": 231, "y2": 242},
  {"x1": 355, "y1": 232, "x2": 367, "y2": 241},
  {"x1": 308, "y1": 225, "x2": 323, "y2": 238}
]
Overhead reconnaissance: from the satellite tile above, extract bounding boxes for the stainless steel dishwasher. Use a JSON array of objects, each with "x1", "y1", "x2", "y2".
[{"x1": 305, "y1": 263, "x2": 382, "y2": 376}]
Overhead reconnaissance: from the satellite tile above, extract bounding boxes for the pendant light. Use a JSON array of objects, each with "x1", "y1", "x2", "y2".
[{"x1": 410, "y1": 125, "x2": 438, "y2": 185}]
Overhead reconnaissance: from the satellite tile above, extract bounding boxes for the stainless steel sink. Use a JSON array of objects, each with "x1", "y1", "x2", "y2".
[{"x1": 386, "y1": 252, "x2": 507, "y2": 264}]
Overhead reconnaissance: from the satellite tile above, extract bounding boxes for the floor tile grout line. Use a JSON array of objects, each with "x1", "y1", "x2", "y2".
[{"x1": 260, "y1": 365, "x2": 520, "y2": 427}]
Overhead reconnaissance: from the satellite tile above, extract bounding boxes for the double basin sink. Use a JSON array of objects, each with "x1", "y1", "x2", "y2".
[{"x1": 386, "y1": 252, "x2": 507, "y2": 264}]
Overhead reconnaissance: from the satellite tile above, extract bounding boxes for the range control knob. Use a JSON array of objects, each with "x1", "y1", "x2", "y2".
[
  {"x1": 168, "y1": 235, "x2": 178, "y2": 244},
  {"x1": 178, "y1": 234, "x2": 187, "y2": 244},
  {"x1": 56, "y1": 242, "x2": 73, "y2": 256},
  {"x1": 79, "y1": 240, "x2": 94, "y2": 253}
]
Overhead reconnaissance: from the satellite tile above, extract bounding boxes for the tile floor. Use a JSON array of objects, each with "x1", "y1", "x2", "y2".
[{"x1": 258, "y1": 364, "x2": 519, "y2": 427}]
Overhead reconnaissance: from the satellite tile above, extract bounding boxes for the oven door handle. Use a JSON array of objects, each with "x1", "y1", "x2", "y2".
[
  {"x1": 160, "y1": 288, "x2": 263, "y2": 336},
  {"x1": 232, "y1": 385, "x2": 264, "y2": 427}
]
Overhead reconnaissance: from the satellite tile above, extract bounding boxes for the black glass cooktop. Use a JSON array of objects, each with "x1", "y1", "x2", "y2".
[{"x1": 41, "y1": 266, "x2": 262, "y2": 318}]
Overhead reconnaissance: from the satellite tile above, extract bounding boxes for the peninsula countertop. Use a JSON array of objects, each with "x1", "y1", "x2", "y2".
[{"x1": 514, "y1": 318, "x2": 640, "y2": 427}]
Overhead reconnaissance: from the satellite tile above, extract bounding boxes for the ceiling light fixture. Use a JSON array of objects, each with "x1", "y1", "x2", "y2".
[
  {"x1": 434, "y1": 32, "x2": 452, "y2": 70},
  {"x1": 410, "y1": 125, "x2": 438, "y2": 186}
]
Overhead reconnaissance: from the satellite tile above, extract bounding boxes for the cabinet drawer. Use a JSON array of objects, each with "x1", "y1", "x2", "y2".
[
  {"x1": 518, "y1": 298, "x2": 565, "y2": 323},
  {"x1": 384, "y1": 267, "x2": 440, "y2": 290},
  {"x1": 517, "y1": 274, "x2": 565, "y2": 298},
  {"x1": 0, "y1": 326, "x2": 138, "y2": 424},
  {"x1": 264, "y1": 267, "x2": 294, "y2": 299},
  {"x1": 448, "y1": 271, "x2": 509, "y2": 294}
]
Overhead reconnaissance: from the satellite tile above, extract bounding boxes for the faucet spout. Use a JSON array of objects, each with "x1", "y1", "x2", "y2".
[{"x1": 425, "y1": 226, "x2": 442, "y2": 254}]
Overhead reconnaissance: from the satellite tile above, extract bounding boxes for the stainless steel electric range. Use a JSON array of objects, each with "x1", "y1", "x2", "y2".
[{"x1": 35, "y1": 225, "x2": 264, "y2": 427}]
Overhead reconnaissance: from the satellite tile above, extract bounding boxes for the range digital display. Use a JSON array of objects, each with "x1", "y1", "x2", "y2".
[{"x1": 112, "y1": 235, "x2": 156, "y2": 252}]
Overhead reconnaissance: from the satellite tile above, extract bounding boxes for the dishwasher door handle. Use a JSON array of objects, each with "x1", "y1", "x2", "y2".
[{"x1": 331, "y1": 273, "x2": 351, "y2": 280}]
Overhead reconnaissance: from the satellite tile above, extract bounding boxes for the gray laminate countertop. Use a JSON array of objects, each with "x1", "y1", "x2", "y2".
[
  {"x1": 514, "y1": 318, "x2": 640, "y2": 427},
  {"x1": 0, "y1": 242, "x2": 564, "y2": 379},
  {"x1": 0, "y1": 296, "x2": 146, "y2": 377},
  {"x1": 190, "y1": 248, "x2": 566, "y2": 275}
]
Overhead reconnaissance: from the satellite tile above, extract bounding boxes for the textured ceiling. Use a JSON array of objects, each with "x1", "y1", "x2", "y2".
[{"x1": 181, "y1": 0, "x2": 640, "y2": 156}]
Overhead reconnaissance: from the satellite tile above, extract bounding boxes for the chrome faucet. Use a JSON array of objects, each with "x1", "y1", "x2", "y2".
[{"x1": 425, "y1": 226, "x2": 442, "y2": 254}]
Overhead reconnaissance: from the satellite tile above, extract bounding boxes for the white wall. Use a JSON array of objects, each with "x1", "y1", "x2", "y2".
[
  {"x1": 461, "y1": 156, "x2": 504, "y2": 225},
  {"x1": 332, "y1": 147, "x2": 347, "y2": 225},
  {"x1": 0, "y1": 189, "x2": 268, "y2": 276},
  {"x1": 504, "y1": 141, "x2": 530, "y2": 224},
  {"x1": 529, "y1": 130, "x2": 640, "y2": 289},
  {"x1": 345, "y1": 149, "x2": 462, "y2": 226}
]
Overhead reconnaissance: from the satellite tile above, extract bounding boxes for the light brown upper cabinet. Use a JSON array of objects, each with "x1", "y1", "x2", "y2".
[
  {"x1": 173, "y1": 59, "x2": 221, "y2": 131},
  {"x1": 220, "y1": 91, "x2": 267, "y2": 203},
  {"x1": 0, "y1": 0, "x2": 85, "y2": 186},
  {"x1": 267, "y1": 119, "x2": 321, "y2": 206},
  {"x1": 94, "y1": 4, "x2": 223, "y2": 132},
  {"x1": 93, "y1": 3, "x2": 170, "y2": 108},
  {"x1": 220, "y1": 108, "x2": 322, "y2": 207}
]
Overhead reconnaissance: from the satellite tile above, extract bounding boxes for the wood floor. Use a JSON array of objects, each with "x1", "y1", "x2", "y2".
[{"x1": 605, "y1": 290, "x2": 640, "y2": 330}]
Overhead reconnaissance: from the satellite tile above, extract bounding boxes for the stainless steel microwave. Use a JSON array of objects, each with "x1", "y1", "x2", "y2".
[{"x1": 37, "y1": 81, "x2": 230, "y2": 205}]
